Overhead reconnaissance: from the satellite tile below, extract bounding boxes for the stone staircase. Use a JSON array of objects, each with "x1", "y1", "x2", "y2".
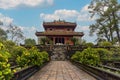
[{"x1": 51, "y1": 45, "x2": 67, "y2": 61}]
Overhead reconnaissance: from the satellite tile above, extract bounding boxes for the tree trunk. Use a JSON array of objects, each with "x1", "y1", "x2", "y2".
[
  {"x1": 112, "y1": 12, "x2": 120, "y2": 46},
  {"x1": 108, "y1": 16, "x2": 114, "y2": 43}
]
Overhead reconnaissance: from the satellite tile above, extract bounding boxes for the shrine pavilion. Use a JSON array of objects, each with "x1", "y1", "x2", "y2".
[{"x1": 35, "y1": 20, "x2": 84, "y2": 45}]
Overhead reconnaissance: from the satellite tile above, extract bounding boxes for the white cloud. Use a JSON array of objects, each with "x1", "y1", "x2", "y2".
[
  {"x1": 0, "y1": 13, "x2": 13, "y2": 25},
  {"x1": 21, "y1": 26, "x2": 38, "y2": 43},
  {"x1": 0, "y1": 0, "x2": 54, "y2": 9},
  {"x1": 0, "y1": 13, "x2": 37, "y2": 41},
  {"x1": 81, "y1": 4, "x2": 90, "y2": 13},
  {"x1": 75, "y1": 25, "x2": 89, "y2": 32},
  {"x1": 81, "y1": 26, "x2": 89, "y2": 31},
  {"x1": 18, "y1": 26, "x2": 37, "y2": 34},
  {"x1": 0, "y1": 13, "x2": 13, "y2": 31},
  {"x1": 40, "y1": 9, "x2": 79, "y2": 21},
  {"x1": 54, "y1": 9, "x2": 79, "y2": 19},
  {"x1": 47, "y1": 0, "x2": 54, "y2": 5},
  {"x1": 40, "y1": 4, "x2": 96, "y2": 22}
]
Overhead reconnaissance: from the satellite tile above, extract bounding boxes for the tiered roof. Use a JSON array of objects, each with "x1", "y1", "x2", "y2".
[
  {"x1": 43, "y1": 20, "x2": 76, "y2": 30},
  {"x1": 35, "y1": 20, "x2": 84, "y2": 37}
]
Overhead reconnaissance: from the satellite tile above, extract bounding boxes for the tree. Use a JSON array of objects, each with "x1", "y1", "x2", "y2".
[
  {"x1": 40, "y1": 37, "x2": 52, "y2": 45},
  {"x1": 40, "y1": 38, "x2": 47, "y2": 45},
  {"x1": 89, "y1": 0, "x2": 120, "y2": 45},
  {"x1": 24, "y1": 38, "x2": 36, "y2": 46},
  {"x1": 98, "y1": 41, "x2": 112, "y2": 47},
  {"x1": 7, "y1": 24, "x2": 24, "y2": 44},
  {"x1": 71, "y1": 38, "x2": 78, "y2": 45},
  {"x1": 84, "y1": 42, "x2": 94, "y2": 47},
  {"x1": 0, "y1": 28, "x2": 7, "y2": 41}
]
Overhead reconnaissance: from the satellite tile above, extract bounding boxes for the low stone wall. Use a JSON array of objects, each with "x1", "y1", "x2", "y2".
[{"x1": 71, "y1": 61, "x2": 120, "y2": 80}]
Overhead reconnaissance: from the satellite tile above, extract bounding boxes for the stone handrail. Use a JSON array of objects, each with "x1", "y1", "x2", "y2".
[
  {"x1": 71, "y1": 61, "x2": 120, "y2": 80},
  {"x1": 12, "y1": 62, "x2": 48, "y2": 80}
]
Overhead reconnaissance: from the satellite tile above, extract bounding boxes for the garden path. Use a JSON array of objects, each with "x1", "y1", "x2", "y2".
[{"x1": 28, "y1": 61, "x2": 96, "y2": 80}]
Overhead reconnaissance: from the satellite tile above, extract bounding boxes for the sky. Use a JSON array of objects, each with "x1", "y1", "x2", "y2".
[{"x1": 0, "y1": 0, "x2": 120, "y2": 44}]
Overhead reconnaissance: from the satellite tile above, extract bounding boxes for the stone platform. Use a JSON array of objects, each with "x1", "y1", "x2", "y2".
[{"x1": 28, "y1": 61, "x2": 96, "y2": 80}]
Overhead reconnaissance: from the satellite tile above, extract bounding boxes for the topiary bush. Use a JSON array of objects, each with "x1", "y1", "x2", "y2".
[{"x1": 0, "y1": 43, "x2": 13, "y2": 80}]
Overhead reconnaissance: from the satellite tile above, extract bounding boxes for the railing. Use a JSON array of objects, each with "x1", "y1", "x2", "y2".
[
  {"x1": 71, "y1": 61, "x2": 120, "y2": 80},
  {"x1": 21, "y1": 44, "x2": 117, "y2": 52},
  {"x1": 68, "y1": 45, "x2": 116, "y2": 51},
  {"x1": 102, "y1": 60, "x2": 120, "y2": 69},
  {"x1": 12, "y1": 62, "x2": 49, "y2": 80},
  {"x1": 99, "y1": 65, "x2": 120, "y2": 73}
]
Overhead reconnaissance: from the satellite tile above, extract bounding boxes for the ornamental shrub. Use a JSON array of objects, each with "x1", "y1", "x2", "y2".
[
  {"x1": 0, "y1": 43, "x2": 13, "y2": 80},
  {"x1": 81, "y1": 48, "x2": 100, "y2": 66},
  {"x1": 28, "y1": 47, "x2": 43, "y2": 66},
  {"x1": 41, "y1": 51, "x2": 49, "y2": 62},
  {"x1": 71, "y1": 47, "x2": 100, "y2": 66},
  {"x1": 16, "y1": 50, "x2": 29, "y2": 67},
  {"x1": 11, "y1": 46, "x2": 27, "y2": 63},
  {"x1": 110, "y1": 47, "x2": 120, "y2": 61},
  {"x1": 96, "y1": 48, "x2": 112, "y2": 61},
  {"x1": 16, "y1": 47, "x2": 49, "y2": 67},
  {"x1": 98, "y1": 41, "x2": 112, "y2": 47},
  {"x1": 71, "y1": 51, "x2": 81, "y2": 61},
  {"x1": 84, "y1": 42, "x2": 94, "y2": 47}
]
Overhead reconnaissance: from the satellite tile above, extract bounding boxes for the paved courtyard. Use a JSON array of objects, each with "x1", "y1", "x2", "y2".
[{"x1": 28, "y1": 61, "x2": 96, "y2": 80}]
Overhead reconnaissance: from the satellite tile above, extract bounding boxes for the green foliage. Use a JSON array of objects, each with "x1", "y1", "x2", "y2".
[
  {"x1": 16, "y1": 47, "x2": 49, "y2": 67},
  {"x1": 24, "y1": 38, "x2": 36, "y2": 46},
  {"x1": 71, "y1": 51, "x2": 82, "y2": 61},
  {"x1": 110, "y1": 47, "x2": 120, "y2": 61},
  {"x1": 12, "y1": 46, "x2": 26, "y2": 60},
  {"x1": 84, "y1": 42, "x2": 94, "y2": 47},
  {"x1": 96, "y1": 48, "x2": 112, "y2": 61},
  {"x1": 0, "y1": 28, "x2": 7, "y2": 41},
  {"x1": 0, "y1": 43, "x2": 13, "y2": 80},
  {"x1": 40, "y1": 38, "x2": 47, "y2": 45},
  {"x1": 41, "y1": 51, "x2": 49, "y2": 62},
  {"x1": 40, "y1": 38, "x2": 52, "y2": 45},
  {"x1": 98, "y1": 41, "x2": 112, "y2": 47},
  {"x1": 71, "y1": 48, "x2": 100, "y2": 66},
  {"x1": 79, "y1": 39, "x2": 86, "y2": 45},
  {"x1": 3, "y1": 40, "x2": 16, "y2": 53},
  {"x1": 89, "y1": 0, "x2": 120, "y2": 45},
  {"x1": 81, "y1": 48, "x2": 100, "y2": 66},
  {"x1": 71, "y1": 38, "x2": 78, "y2": 45}
]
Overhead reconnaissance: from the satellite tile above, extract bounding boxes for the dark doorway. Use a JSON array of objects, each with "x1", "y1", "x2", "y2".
[{"x1": 55, "y1": 37, "x2": 64, "y2": 44}]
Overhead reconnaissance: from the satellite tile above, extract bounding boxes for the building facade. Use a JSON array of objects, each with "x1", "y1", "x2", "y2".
[{"x1": 35, "y1": 20, "x2": 84, "y2": 45}]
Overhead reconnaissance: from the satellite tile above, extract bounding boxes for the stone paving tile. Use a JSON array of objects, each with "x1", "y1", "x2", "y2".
[{"x1": 28, "y1": 61, "x2": 96, "y2": 80}]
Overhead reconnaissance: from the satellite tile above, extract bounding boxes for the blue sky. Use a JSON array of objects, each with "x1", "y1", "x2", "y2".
[{"x1": 0, "y1": 0, "x2": 120, "y2": 43}]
